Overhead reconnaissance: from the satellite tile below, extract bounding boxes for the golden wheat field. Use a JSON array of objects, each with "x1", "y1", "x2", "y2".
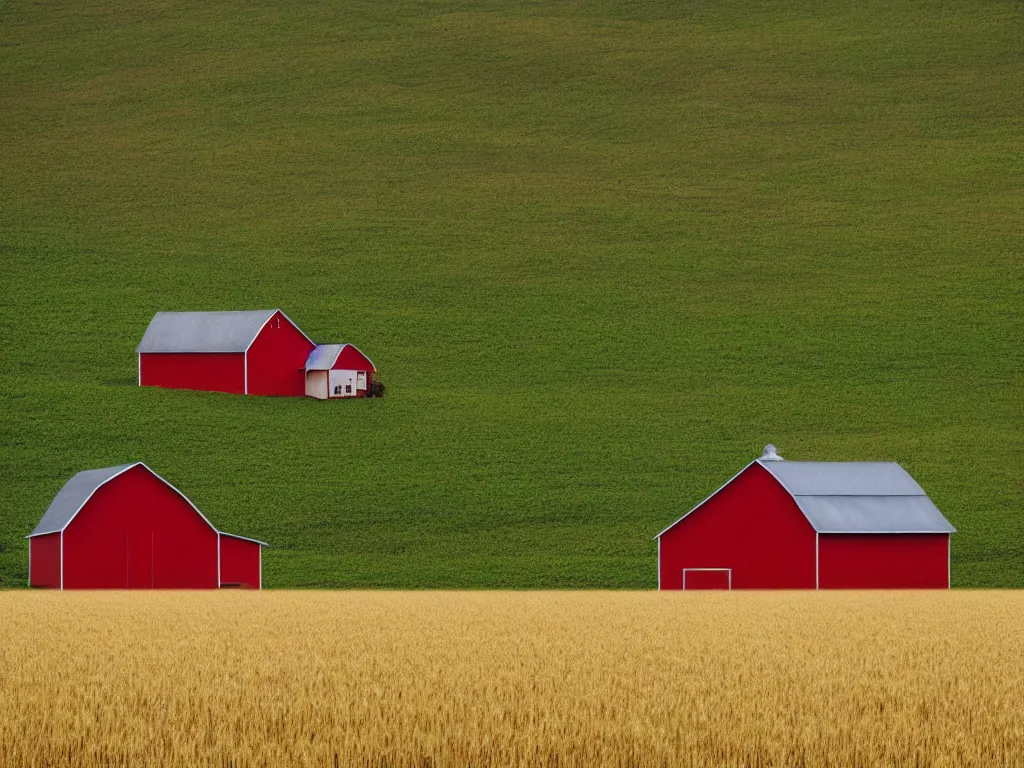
[{"x1": 1, "y1": 591, "x2": 1023, "y2": 767}]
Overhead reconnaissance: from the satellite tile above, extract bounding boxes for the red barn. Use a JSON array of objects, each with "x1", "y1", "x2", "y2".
[
  {"x1": 137, "y1": 309, "x2": 315, "y2": 396},
  {"x1": 656, "y1": 445, "x2": 955, "y2": 590},
  {"x1": 27, "y1": 463, "x2": 266, "y2": 589},
  {"x1": 304, "y1": 344, "x2": 377, "y2": 399}
]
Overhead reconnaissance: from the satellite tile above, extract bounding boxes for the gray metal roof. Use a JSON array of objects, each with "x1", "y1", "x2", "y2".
[
  {"x1": 793, "y1": 495, "x2": 955, "y2": 534},
  {"x1": 759, "y1": 460, "x2": 955, "y2": 534},
  {"x1": 656, "y1": 455, "x2": 956, "y2": 538},
  {"x1": 758, "y1": 461, "x2": 925, "y2": 496},
  {"x1": 30, "y1": 464, "x2": 138, "y2": 536},
  {"x1": 305, "y1": 344, "x2": 346, "y2": 371},
  {"x1": 136, "y1": 310, "x2": 278, "y2": 353}
]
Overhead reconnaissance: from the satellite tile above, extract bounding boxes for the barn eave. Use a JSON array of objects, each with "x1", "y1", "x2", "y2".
[
  {"x1": 218, "y1": 532, "x2": 270, "y2": 547},
  {"x1": 137, "y1": 309, "x2": 314, "y2": 354}
]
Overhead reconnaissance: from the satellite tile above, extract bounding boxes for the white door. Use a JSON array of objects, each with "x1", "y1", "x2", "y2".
[
  {"x1": 329, "y1": 369, "x2": 357, "y2": 398},
  {"x1": 356, "y1": 371, "x2": 367, "y2": 391}
]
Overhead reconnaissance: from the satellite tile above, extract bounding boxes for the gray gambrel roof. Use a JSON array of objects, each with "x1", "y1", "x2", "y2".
[
  {"x1": 137, "y1": 310, "x2": 308, "y2": 353},
  {"x1": 28, "y1": 463, "x2": 268, "y2": 545},
  {"x1": 657, "y1": 457, "x2": 955, "y2": 537},
  {"x1": 31, "y1": 464, "x2": 138, "y2": 536}
]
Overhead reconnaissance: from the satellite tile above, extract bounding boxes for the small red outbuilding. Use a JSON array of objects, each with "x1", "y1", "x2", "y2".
[
  {"x1": 656, "y1": 445, "x2": 955, "y2": 590},
  {"x1": 27, "y1": 463, "x2": 266, "y2": 589},
  {"x1": 304, "y1": 344, "x2": 377, "y2": 399}
]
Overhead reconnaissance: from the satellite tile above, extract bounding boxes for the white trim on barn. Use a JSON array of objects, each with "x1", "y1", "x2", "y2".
[
  {"x1": 141, "y1": 464, "x2": 224, "y2": 539},
  {"x1": 243, "y1": 309, "x2": 316, "y2": 353},
  {"x1": 27, "y1": 464, "x2": 139, "y2": 538},
  {"x1": 816, "y1": 529, "x2": 954, "y2": 535},
  {"x1": 219, "y1": 532, "x2": 270, "y2": 547},
  {"x1": 654, "y1": 461, "x2": 757, "y2": 539},
  {"x1": 59, "y1": 531, "x2": 63, "y2": 591},
  {"x1": 815, "y1": 533, "x2": 819, "y2": 589},
  {"x1": 240, "y1": 310, "x2": 316, "y2": 397},
  {"x1": 657, "y1": 537, "x2": 661, "y2": 591}
]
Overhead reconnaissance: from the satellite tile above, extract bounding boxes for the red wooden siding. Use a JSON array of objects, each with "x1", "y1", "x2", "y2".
[
  {"x1": 658, "y1": 463, "x2": 817, "y2": 590},
  {"x1": 334, "y1": 345, "x2": 376, "y2": 373},
  {"x1": 29, "y1": 532, "x2": 61, "y2": 588},
  {"x1": 61, "y1": 465, "x2": 218, "y2": 589},
  {"x1": 140, "y1": 352, "x2": 245, "y2": 395},
  {"x1": 818, "y1": 534, "x2": 949, "y2": 589},
  {"x1": 683, "y1": 569, "x2": 731, "y2": 590},
  {"x1": 219, "y1": 535, "x2": 262, "y2": 588},
  {"x1": 246, "y1": 311, "x2": 315, "y2": 396}
]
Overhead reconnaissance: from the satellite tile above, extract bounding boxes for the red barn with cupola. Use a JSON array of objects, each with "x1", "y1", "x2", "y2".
[
  {"x1": 27, "y1": 463, "x2": 266, "y2": 589},
  {"x1": 656, "y1": 445, "x2": 955, "y2": 590}
]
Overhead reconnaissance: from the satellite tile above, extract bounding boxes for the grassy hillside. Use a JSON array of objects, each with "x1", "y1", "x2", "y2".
[{"x1": 1, "y1": 0, "x2": 1020, "y2": 588}]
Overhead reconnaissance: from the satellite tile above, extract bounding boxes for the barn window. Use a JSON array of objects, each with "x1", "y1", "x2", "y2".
[
  {"x1": 334, "y1": 385, "x2": 343, "y2": 395},
  {"x1": 345, "y1": 384, "x2": 352, "y2": 394}
]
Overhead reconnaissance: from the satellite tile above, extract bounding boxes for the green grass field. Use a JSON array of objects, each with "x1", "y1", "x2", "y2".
[{"x1": 1, "y1": 0, "x2": 1020, "y2": 588}]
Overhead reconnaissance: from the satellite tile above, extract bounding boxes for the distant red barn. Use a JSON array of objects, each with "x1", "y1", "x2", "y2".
[
  {"x1": 304, "y1": 343, "x2": 377, "y2": 399},
  {"x1": 28, "y1": 463, "x2": 265, "y2": 589},
  {"x1": 137, "y1": 310, "x2": 378, "y2": 398},
  {"x1": 656, "y1": 445, "x2": 955, "y2": 590},
  {"x1": 137, "y1": 309, "x2": 314, "y2": 396}
]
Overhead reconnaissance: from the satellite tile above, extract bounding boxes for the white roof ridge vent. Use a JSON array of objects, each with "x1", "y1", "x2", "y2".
[{"x1": 761, "y1": 444, "x2": 784, "y2": 461}]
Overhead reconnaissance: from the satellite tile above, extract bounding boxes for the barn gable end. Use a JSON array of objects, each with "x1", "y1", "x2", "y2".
[
  {"x1": 28, "y1": 464, "x2": 267, "y2": 590},
  {"x1": 246, "y1": 310, "x2": 316, "y2": 396},
  {"x1": 657, "y1": 462, "x2": 817, "y2": 590},
  {"x1": 60, "y1": 464, "x2": 219, "y2": 589},
  {"x1": 305, "y1": 343, "x2": 376, "y2": 372}
]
